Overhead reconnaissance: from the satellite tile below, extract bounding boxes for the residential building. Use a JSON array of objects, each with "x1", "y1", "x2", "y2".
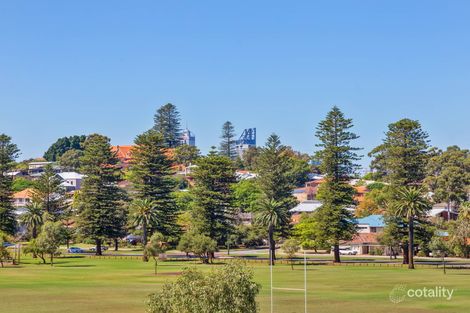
[
  {"x1": 57, "y1": 172, "x2": 85, "y2": 191},
  {"x1": 356, "y1": 215, "x2": 385, "y2": 234},
  {"x1": 12, "y1": 188, "x2": 33, "y2": 215}
]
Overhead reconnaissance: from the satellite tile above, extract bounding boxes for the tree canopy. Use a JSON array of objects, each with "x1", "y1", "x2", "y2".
[{"x1": 153, "y1": 103, "x2": 182, "y2": 148}]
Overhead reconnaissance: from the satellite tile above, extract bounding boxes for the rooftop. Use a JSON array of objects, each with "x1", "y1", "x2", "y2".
[
  {"x1": 290, "y1": 200, "x2": 323, "y2": 213},
  {"x1": 355, "y1": 215, "x2": 385, "y2": 227}
]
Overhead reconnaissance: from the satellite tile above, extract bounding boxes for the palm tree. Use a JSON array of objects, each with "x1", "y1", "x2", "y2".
[
  {"x1": 130, "y1": 199, "x2": 158, "y2": 260},
  {"x1": 255, "y1": 197, "x2": 289, "y2": 266},
  {"x1": 394, "y1": 187, "x2": 430, "y2": 269},
  {"x1": 20, "y1": 201, "x2": 43, "y2": 239}
]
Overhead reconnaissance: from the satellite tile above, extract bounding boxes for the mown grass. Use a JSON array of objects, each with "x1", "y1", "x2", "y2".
[{"x1": 1, "y1": 255, "x2": 469, "y2": 313}]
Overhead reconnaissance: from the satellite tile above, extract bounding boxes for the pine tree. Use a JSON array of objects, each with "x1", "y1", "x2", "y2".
[
  {"x1": 31, "y1": 164, "x2": 68, "y2": 221},
  {"x1": 191, "y1": 150, "x2": 236, "y2": 246},
  {"x1": 153, "y1": 103, "x2": 182, "y2": 148},
  {"x1": 369, "y1": 119, "x2": 431, "y2": 265},
  {"x1": 0, "y1": 134, "x2": 19, "y2": 235},
  {"x1": 314, "y1": 106, "x2": 361, "y2": 263},
  {"x1": 255, "y1": 134, "x2": 297, "y2": 264},
  {"x1": 76, "y1": 134, "x2": 126, "y2": 255},
  {"x1": 369, "y1": 118, "x2": 430, "y2": 186},
  {"x1": 129, "y1": 130, "x2": 178, "y2": 237},
  {"x1": 219, "y1": 121, "x2": 237, "y2": 159}
]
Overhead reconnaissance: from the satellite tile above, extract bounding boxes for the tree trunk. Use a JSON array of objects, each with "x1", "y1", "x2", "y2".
[
  {"x1": 96, "y1": 238, "x2": 102, "y2": 256},
  {"x1": 333, "y1": 243, "x2": 341, "y2": 263},
  {"x1": 142, "y1": 222, "x2": 149, "y2": 262},
  {"x1": 268, "y1": 224, "x2": 275, "y2": 266},
  {"x1": 408, "y1": 216, "x2": 415, "y2": 269},
  {"x1": 32, "y1": 226, "x2": 37, "y2": 239},
  {"x1": 402, "y1": 245, "x2": 409, "y2": 264},
  {"x1": 142, "y1": 222, "x2": 148, "y2": 246},
  {"x1": 50, "y1": 254, "x2": 54, "y2": 267},
  {"x1": 114, "y1": 238, "x2": 119, "y2": 251}
]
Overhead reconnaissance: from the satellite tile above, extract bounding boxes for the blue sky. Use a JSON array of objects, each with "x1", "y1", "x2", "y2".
[{"x1": 1, "y1": 1, "x2": 469, "y2": 167}]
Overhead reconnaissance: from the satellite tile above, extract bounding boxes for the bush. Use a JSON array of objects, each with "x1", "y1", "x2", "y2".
[
  {"x1": 417, "y1": 250, "x2": 426, "y2": 257},
  {"x1": 147, "y1": 263, "x2": 260, "y2": 313}
]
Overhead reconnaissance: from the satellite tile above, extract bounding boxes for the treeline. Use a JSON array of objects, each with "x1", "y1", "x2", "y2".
[{"x1": 1, "y1": 104, "x2": 469, "y2": 269}]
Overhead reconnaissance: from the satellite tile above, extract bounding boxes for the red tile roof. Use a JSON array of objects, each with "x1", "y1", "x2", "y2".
[
  {"x1": 343, "y1": 233, "x2": 379, "y2": 245},
  {"x1": 13, "y1": 188, "x2": 33, "y2": 199}
]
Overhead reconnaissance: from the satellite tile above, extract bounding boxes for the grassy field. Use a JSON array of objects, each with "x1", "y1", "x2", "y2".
[{"x1": 1, "y1": 255, "x2": 469, "y2": 313}]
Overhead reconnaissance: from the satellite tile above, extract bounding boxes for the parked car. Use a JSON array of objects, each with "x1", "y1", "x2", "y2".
[
  {"x1": 67, "y1": 247, "x2": 84, "y2": 253},
  {"x1": 89, "y1": 246, "x2": 109, "y2": 252},
  {"x1": 2, "y1": 242, "x2": 15, "y2": 248},
  {"x1": 339, "y1": 247, "x2": 357, "y2": 255}
]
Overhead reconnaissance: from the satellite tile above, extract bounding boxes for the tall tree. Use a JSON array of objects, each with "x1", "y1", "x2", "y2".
[
  {"x1": 43, "y1": 135, "x2": 86, "y2": 161},
  {"x1": 153, "y1": 103, "x2": 182, "y2": 148},
  {"x1": 369, "y1": 119, "x2": 429, "y2": 186},
  {"x1": 129, "y1": 130, "x2": 178, "y2": 236},
  {"x1": 219, "y1": 121, "x2": 237, "y2": 160},
  {"x1": 313, "y1": 106, "x2": 361, "y2": 263},
  {"x1": 191, "y1": 150, "x2": 236, "y2": 246},
  {"x1": 30, "y1": 164, "x2": 68, "y2": 221},
  {"x1": 0, "y1": 134, "x2": 20, "y2": 235},
  {"x1": 393, "y1": 186, "x2": 430, "y2": 269},
  {"x1": 255, "y1": 134, "x2": 296, "y2": 264},
  {"x1": 425, "y1": 146, "x2": 470, "y2": 217},
  {"x1": 369, "y1": 119, "x2": 430, "y2": 264},
  {"x1": 76, "y1": 134, "x2": 126, "y2": 255}
]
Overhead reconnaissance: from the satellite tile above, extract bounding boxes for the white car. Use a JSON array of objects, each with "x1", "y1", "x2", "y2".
[
  {"x1": 89, "y1": 246, "x2": 109, "y2": 252},
  {"x1": 339, "y1": 247, "x2": 357, "y2": 255}
]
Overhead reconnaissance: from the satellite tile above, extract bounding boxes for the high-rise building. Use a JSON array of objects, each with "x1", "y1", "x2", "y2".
[
  {"x1": 235, "y1": 128, "x2": 256, "y2": 158},
  {"x1": 180, "y1": 128, "x2": 196, "y2": 146}
]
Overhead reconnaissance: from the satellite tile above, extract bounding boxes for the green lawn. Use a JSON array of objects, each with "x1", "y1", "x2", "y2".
[{"x1": 1, "y1": 255, "x2": 469, "y2": 313}]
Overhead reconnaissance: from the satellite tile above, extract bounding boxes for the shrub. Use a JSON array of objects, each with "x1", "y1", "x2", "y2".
[{"x1": 147, "y1": 262, "x2": 260, "y2": 313}]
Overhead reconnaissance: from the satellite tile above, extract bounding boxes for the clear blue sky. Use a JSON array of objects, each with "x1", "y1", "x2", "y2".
[{"x1": 1, "y1": 1, "x2": 469, "y2": 168}]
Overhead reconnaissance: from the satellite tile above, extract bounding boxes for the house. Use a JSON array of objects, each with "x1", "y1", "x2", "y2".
[
  {"x1": 28, "y1": 161, "x2": 61, "y2": 177},
  {"x1": 356, "y1": 215, "x2": 385, "y2": 234},
  {"x1": 341, "y1": 215, "x2": 386, "y2": 255},
  {"x1": 12, "y1": 188, "x2": 34, "y2": 215},
  {"x1": 111, "y1": 145, "x2": 134, "y2": 167},
  {"x1": 292, "y1": 187, "x2": 315, "y2": 202},
  {"x1": 290, "y1": 200, "x2": 323, "y2": 224},
  {"x1": 343, "y1": 233, "x2": 383, "y2": 255},
  {"x1": 57, "y1": 172, "x2": 85, "y2": 191},
  {"x1": 428, "y1": 203, "x2": 458, "y2": 220}
]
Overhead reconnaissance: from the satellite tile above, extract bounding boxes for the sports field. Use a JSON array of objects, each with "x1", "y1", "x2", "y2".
[{"x1": 1, "y1": 255, "x2": 469, "y2": 313}]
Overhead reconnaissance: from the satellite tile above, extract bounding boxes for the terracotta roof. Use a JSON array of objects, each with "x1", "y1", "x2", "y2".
[
  {"x1": 111, "y1": 145, "x2": 134, "y2": 161},
  {"x1": 111, "y1": 145, "x2": 175, "y2": 163},
  {"x1": 344, "y1": 233, "x2": 379, "y2": 245},
  {"x1": 13, "y1": 188, "x2": 34, "y2": 199}
]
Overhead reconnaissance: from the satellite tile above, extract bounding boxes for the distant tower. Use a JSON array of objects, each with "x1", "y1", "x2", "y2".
[
  {"x1": 235, "y1": 128, "x2": 256, "y2": 158},
  {"x1": 180, "y1": 128, "x2": 196, "y2": 146}
]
